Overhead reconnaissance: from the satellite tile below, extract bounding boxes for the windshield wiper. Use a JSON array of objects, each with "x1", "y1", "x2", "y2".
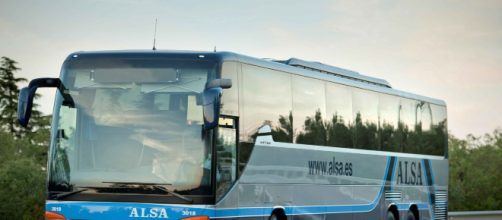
[
  {"x1": 102, "y1": 181, "x2": 193, "y2": 204},
  {"x1": 51, "y1": 187, "x2": 90, "y2": 200}
]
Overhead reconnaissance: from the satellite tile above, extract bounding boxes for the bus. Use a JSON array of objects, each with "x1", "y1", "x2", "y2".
[{"x1": 18, "y1": 50, "x2": 447, "y2": 220}]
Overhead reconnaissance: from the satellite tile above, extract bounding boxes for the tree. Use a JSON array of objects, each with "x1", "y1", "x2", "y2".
[
  {"x1": 448, "y1": 129, "x2": 502, "y2": 211},
  {"x1": 0, "y1": 57, "x2": 50, "y2": 219},
  {"x1": 0, "y1": 56, "x2": 27, "y2": 135}
]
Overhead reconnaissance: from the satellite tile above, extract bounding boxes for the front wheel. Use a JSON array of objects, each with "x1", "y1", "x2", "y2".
[{"x1": 268, "y1": 212, "x2": 287, "y2": 220}]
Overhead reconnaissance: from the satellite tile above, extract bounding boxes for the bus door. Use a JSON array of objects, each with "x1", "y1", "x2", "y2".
[{"x1": 215, "y1": 115, "x2": 238, "y2": 201}]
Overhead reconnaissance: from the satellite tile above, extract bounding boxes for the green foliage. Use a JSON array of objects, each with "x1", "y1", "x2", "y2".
[
  {"x1": 0, "y1": 157, "x2": 46, "y2": 219},
  {"x1": 0, "y1": 57, "x2": 50, "y2": 219},
  {"x1": 0, "y1": 57, "x2": 27, "y2": 135},
  {"x1": 448, "y1": 129, "x2": 502, "y2": 211}
]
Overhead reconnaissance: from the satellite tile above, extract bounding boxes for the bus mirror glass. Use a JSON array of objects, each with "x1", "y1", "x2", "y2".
[
  {"x1": 206, "y1": 78, "x2": 232, "y2": 89},
  {"x1": 202, "y1": 87, "x2": 222, "y2": 130},
  {"x1": 17, "y1": 87, "x2": 33, "y2": 127}
]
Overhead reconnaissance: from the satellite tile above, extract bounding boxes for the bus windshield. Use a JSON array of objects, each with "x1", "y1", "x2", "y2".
[{"x1": 48, "y1": 57, "x2": 217, "y2": 195}]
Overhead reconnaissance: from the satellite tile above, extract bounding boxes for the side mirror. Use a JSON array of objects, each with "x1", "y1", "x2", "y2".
[
  {"x1": 17, "y1": 77, "x2": 74, "y2": 127},
  {"x1": 206, "y1": 78, "x2": 232, "y2": 89},
  {"x1": 17, "y1": 87, "x2": 33, "y2": 127},
  {"x1": 202, "y1": 87, "x2": 222, "y2": 130}
]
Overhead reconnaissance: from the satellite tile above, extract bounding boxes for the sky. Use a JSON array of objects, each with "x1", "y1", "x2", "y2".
[{"x1": 0, "y1": 0, "x2": 501, "y2": 138}]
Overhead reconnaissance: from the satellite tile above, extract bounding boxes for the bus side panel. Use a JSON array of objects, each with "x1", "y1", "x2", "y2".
[
  {"x1": 222, "y1": 136, "x2": 445, "y2": 220},
  {"x1": 235, "y1": 139, "x2": 389, "y2": 219}
]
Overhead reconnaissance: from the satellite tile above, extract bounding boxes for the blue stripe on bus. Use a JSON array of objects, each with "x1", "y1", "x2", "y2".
[
  {"x1": 428, "y1": 159, "x2": 438, "y2": 219},
  {"x1": 422, "y1": 159, "x2": 435, "y2": 220},
  {"x1": 389, "y1": 156, "x2": 397, "y2": 191},
  {"x1": 396, "y1": 203, "x2": 430, "y2": 211}
]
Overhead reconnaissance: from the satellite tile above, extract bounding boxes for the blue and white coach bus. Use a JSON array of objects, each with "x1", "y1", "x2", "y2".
[{"x1": 18, "y1": 50, "x2": 447, "y2": 220}]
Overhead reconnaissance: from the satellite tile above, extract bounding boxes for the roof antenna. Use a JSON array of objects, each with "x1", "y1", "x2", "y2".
[{"x1": 152, "y1": 18, "x2": 158, "y2": 51}]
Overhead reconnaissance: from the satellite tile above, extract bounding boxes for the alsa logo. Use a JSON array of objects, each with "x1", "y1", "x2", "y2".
[
  {"x1": 396, "y1": 160, "x2": 423, "y2": 185},
  {"x1": 129, "y1": 207, "x2": 168, "y2": 218}
]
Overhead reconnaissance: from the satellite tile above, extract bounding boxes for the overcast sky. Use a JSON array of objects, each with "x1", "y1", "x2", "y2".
[{"x1": 1, "y1": 0, "x2": 501, "y2": 138}]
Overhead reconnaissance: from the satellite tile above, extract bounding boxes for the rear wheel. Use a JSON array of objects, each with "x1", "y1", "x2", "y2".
[
  {"x1": 386, "y1": 211, "x2": 396, "y2": 220},
  {"x1": 269, "y1": 214, "x2": 279, "y2": 220},
  {"x1": 406, "y1": 211, "x2": 417, "y2": 220}
]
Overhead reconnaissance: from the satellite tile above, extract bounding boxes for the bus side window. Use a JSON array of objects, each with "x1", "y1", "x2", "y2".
[
  {"x1": 379, "y1": 94, "x2": 400, "y2": 152},
  {"x1": 431, "y1": 104, "x2": 447, "y2": 156},
  {"x1": 352, "y1": 88, "x2": 379, "y2": 150},
  {"x1": 292, "y1": 75, "x2": 326, "y2": 145},
  {"x1": 418, "y1": 102, "x2": 432, "y2": 154},
  {"x1": 220, "y1": 62, "x2": 239, "y2": 116},
  {"x1": 238, "y1": 64, "x2": 293, "y2": 176},
  {"x1": 399, "y1": 98, "x2": 417, "y2": 153},
  {"x1": 325, "y1": 83, "x2": 353, "y2": 148},
  {"x1": 240, "y1": 64, "x2": 293, "y2": 144}
]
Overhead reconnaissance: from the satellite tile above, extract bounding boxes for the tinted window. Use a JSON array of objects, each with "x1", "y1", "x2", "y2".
[
  {"x1": 414, "y1": 102, "x2": 432, "y2": 154},
  {"x1": 238, "y1": 64, "x2": 293, "y2": 175},
  {"x1": 240, "y1": 64, "x2": 293, "y2": 143},
  {"x1": 325, "y1": 83, "x2": 353, "y2": 148},
  {"x1": 399, "y1": 98, "x2": 417, "y2": 153},
  {"x1": 220, "y1": 62, "x2": 239, "y2": 116},
  {"x1": 293, "y1": 75, "x2": 327, "y2": 145},
  {"x1": 352, "y1": 89, "x2": 379, "y2": 150},
  {"x1": 419, "y1": 102, "x2": 432, "y2": 132},
  {"x1": 430, "y1": 104, "x2": 447, "y2": 156},
  {"x1": 379, "y1": 94, "x2": 400, "y2": 152}
]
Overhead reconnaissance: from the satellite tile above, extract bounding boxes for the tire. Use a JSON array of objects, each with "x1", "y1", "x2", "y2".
[
  {"x1": 268, "y1": 212, "x2": 287, "y2": 220},
  {"x1": 386, "y1": 211, "x2": 396, "y2": 220},
  {"x1": 406, "y1": 211, "x2": 417, "y2": 220}
]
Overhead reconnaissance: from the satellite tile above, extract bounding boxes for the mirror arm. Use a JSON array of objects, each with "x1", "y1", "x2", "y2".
[
  {"x1": 59, "y1": 86, "x2": 75, "y2": 108},
  {"x1": 28, "y1": 78, "x2": 75, "y2": 108}
]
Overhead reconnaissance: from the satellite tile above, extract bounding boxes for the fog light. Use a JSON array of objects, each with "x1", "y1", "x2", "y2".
[
  {"x1": 45, "y1": 211, "x2": 66, "y2": 220},
  {"x1": 181, "y1": 216, "x2": 209, "y2": 220}
]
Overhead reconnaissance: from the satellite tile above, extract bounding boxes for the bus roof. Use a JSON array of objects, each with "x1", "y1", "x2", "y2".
[{"x1": 66, "y1": 50, "x2": 446, "y2": 106}]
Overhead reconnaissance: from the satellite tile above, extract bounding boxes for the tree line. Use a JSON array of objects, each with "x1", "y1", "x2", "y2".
[
  {"x1": 448, "y1": 129, "x2": 502, "y2": 211},
  {"x1": 0, "y1": 57, "x2": 500, "y2": 219},
  {"x1": 0, "y1": 57, "x2": 49, "y2": 219}
]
